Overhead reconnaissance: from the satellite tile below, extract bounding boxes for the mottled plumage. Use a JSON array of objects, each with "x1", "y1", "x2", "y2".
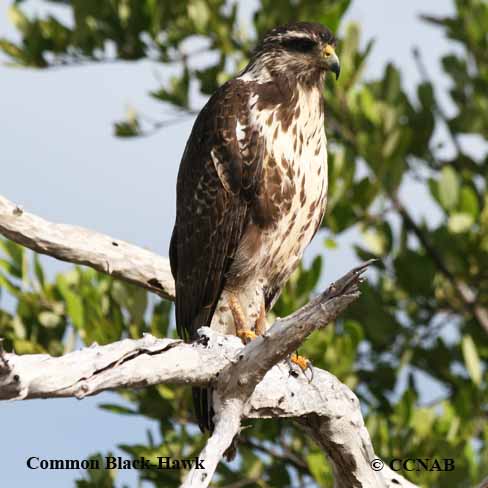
[{"x1": 170, "y1": 22, "x2": 340, "y2": 431}]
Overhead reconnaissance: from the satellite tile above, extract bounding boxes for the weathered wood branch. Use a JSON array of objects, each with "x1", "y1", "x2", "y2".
[
  {"x1": 0, "y1": 328, "x2": 415, "y2": 488},
  {"x1": 183, "y1": 263, "x2": 371, "y2": 487},
  {"x1": 0, "y1": 195, "x2": 175, "y2": 300},
  {"x1": 0, "y1": 195, "x2": 418, "y2": 488}
]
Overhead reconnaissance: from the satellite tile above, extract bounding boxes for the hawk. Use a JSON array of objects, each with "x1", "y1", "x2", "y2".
[{"x1": 169, "y1": 22, "x2": 340, "y2": 431}]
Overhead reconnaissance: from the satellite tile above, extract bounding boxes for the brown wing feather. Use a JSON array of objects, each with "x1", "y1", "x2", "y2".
[{"x1": 170, "y1": 79, "x2": 263, "y2": 342}]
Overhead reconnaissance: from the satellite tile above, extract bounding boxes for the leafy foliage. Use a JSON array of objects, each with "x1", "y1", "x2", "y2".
[{"x1": 1, "y1": 0, "x2": 488, "y2": 486}]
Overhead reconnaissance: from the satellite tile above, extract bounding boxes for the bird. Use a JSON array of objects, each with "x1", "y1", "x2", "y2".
[{"x1": 169, "y1": 21, "x2": 340, "y2": 432}]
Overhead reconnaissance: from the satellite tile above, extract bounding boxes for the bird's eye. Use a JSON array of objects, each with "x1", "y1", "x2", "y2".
[{"x1": 281, "y1": 37, "x2": 316, "y2": 53}]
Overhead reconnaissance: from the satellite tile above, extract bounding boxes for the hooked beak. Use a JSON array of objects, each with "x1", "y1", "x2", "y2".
[{"x1": 323, "y1": 44, "x2": 340, "y2": 80}]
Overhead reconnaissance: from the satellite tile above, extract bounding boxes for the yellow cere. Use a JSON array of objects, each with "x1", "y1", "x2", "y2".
[{"x1": 323, "y1": 44, "x2": 335, "y2": 57}]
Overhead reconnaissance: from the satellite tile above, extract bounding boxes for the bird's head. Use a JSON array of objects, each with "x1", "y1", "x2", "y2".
[{"x1": 246, "y1": 22, "x2": 340, "y2": 85}]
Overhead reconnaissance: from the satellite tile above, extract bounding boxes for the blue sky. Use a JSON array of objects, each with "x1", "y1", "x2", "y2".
[{"x1": 0, "y1": 1, "x2": 455, "y2": 486}]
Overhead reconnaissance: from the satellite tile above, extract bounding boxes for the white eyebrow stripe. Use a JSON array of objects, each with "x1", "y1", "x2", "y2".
[{"x1": 268, "y1": 31, "x2": 314, "y2": 42}]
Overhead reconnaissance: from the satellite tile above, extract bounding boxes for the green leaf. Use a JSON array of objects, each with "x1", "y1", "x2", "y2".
[
  {"x1": 382, "y1": 129, "x2": 402, "y2": 159},
  {"x1": 306, "y1": 450, "x2": 330, "y2": 485},
  {"x1": 382, "y1": 63, "x2": 401, "y2": 103},
  {"x1": 75, "y1": 453, "x2": 117, "y2": 487},
  {"x1": 438, "y1": 165, "x2": 459, "y2": 210},
  {"x1": 0, "y1": 258, "x2": 22, "y2": 279},
  {"x1": 448, "y1": 212, "x2": 474, "y2": 233},
  {"x1": 8, "y1": 5, "x2": 29, "y2": 34},
  {"x1": 0, "y1": 39, "x2": 24, "y2": 62},
  {"x1": 462, "y1": 335, "x2": 482, "y2": 386},
  {"x1": 188, "y1": 0, "x2": 210, "y2": 32},
  {"x1": 358, "y1": 88, "x2": 380, "y2": 124},
  {"x1": 98, "y1": 403, "x2": 138, "y2": 415},
  {"x1": 459, "y1": 186, "x2": 479, "y2": 219},
  {"x1": 156, "y1": 385, "x2": 175, "y2": 400},
  {"x1": 417, "y1": 81, "x2": 434, "y2": 108},
  {"x1": 343, "y1": 320, "x2": 364, "y2": 348},
  {"x1": 38, "y1": 311, "x2": 61, "y2": 328},
  {"x1": 111, "y1": 282, "x2": 147, "y2": 323},
  {"x1": 56, "y1": 274, "x2": 84, "y2": 330},
  {"x1": 150, "y1": 300, "x2": 171, "y2": 338},
  {"x1": 410, "y1": 407, "x2": 436, "y2": 437},
  {"x1": 362, "y1": 222, "x2": 393, "y2": 256},
  {"x1": 150, "y1": 67, "x2": 190, "y2": 109},
  {"x1": 0, "y1": 271, "x2": 21, "y2": 295},
  {"x1": 33, "y1": 254, "x2": 45, "y2": 289},
  {"x1": 0, "y1": 239, "x2": 24, "y2": 270},
  {"x1": 324, "y1": 237, "x2": 337, "y2": 249},
  {"x1": 316, "y1": 0, "x2": 351, "y2": 32},
  {"x1": 114, "y1": 121, "x2": 140, "y2": 137},
  {"x1": 363, "y1": 230, "x2": 384, "y2": 255},
  {"x1": 428, "y1": 177, "x2": 441, "y2": 207},
  {"x1": 394, "y1": 250, "x2": 435, "y2": 296},
  {"x1": 114, "y1": 106, "x2": 140, "y2": 137}
]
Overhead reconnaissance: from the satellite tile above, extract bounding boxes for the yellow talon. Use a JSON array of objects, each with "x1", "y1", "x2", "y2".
[
  {"x1": 237, "y1": 330, "x2": 257, "y2": 344},
  {"x1": 288, "y1": 353, "x2": 314, "y2": 381},
  {"x1": 290, "y1": 353, "x2": 310, "y2": 371}
]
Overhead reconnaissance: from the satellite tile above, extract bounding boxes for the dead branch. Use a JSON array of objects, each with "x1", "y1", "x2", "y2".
[
  {"x1": 0, "y1": 195, "x2": 417, "y2": 488},
  {"x1": 0, "y1": 195, "x2": 175, "y2": 300}
]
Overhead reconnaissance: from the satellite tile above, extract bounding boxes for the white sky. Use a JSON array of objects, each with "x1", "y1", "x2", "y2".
[{"x1": 0, "y1": 1, "x2": 456, "y2": 486}]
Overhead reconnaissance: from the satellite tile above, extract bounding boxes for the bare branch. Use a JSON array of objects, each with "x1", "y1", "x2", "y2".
[
  {"x1": 0, "y1": 195, "x2": 175, "y2": 300},
  {"x1": 0, "y1": 264, "x2": 415, "y2": 488},
  {"x1": 0, "y1": 195, "x2": 417, "y2": 487},
  {"x1": 220, "y1": 261, "x2": 370, "y2": 401},
  {"x1": 0, "y1": 329, "x2": 414, "y2": 488},
  {"x1": 182, "y1": 263, "x2": 372, "y2": 486},
  {"x1": 182, "y1": 398, "x2": 243, "y2": 488}
]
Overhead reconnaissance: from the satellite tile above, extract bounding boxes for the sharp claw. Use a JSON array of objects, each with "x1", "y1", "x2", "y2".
[
  {"x1": 286, "y1": 357, "x2": 299, "y2": 377},
  {"x1": 237, "y1": 330, "x2": 257, "y2": 344},
  {"x1": 305, "y1": 361, "x2": 314, "y2": 382},
  {"x1": 287, "y1": 353, "x2": 312, "y2": 380}
]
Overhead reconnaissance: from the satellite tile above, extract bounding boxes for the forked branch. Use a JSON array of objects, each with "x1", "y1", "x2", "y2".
[{"x1": 0, "y1": 194, "x2": 417, "y2": 488}]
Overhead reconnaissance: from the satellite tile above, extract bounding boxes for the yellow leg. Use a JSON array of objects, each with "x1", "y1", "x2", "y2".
[
  {"x1": 238, "y1": 330, "x2": 258, "y2": 343},
  {"x1": 290, "y1": 353, "x2": 310, "y2": 371},
  {"x1": 255, "y1": 301, "x2": 267, "y2": 336},
  {"x1": 288, "y1": 353, "x2": 313, "y2": 381},
  {"x1": 229, "y1": 293, "x2": 257, "y2": 344}
]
